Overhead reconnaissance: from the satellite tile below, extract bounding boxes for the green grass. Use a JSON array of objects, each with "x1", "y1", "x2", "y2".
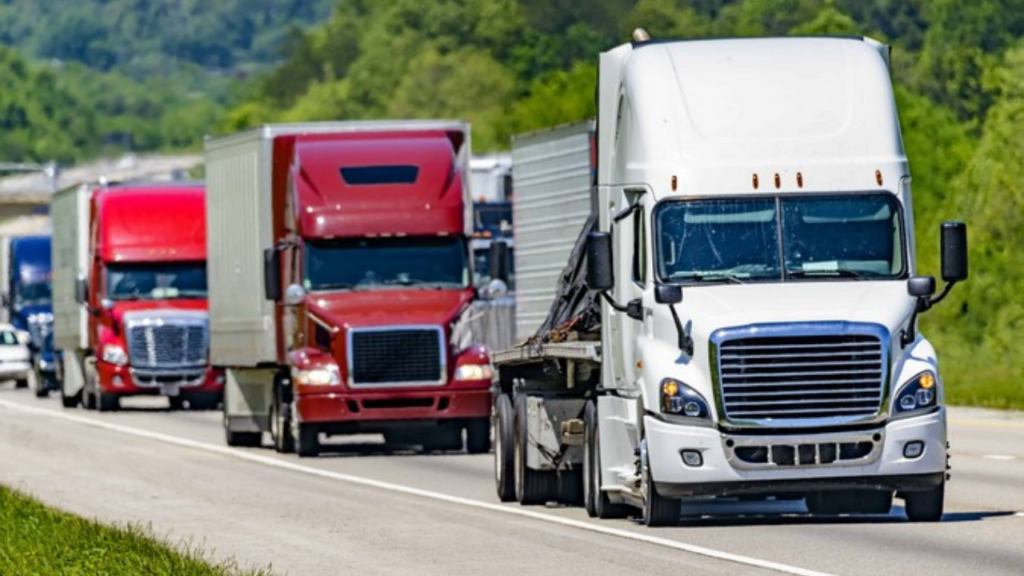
[{"x1": 0, "y1": 486, "x2": 273, "y2": 576}]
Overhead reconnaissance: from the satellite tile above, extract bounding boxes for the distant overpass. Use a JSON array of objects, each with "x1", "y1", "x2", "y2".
[{"x1": 0, "y1": 153, "x2": 202, "y2": 220}]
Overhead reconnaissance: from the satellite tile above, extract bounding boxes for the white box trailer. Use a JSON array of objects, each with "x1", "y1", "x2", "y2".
[
  {"x1": 51, "y1": 183, "x2": 90, "y2": 406},
  {"x1": 510, "y1": 122, "x2": 595, "y2": 339}
]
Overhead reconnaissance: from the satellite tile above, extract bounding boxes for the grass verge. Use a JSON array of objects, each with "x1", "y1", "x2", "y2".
[{"x1": 0, "y1": 486, "x2": 272, "y2": 576}]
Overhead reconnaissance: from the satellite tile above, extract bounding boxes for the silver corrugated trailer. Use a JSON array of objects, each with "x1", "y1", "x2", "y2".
[
  {"x1": 51, "y1": 183, "x2": 90, "y2": 406},
  {"x1": 510, "y1": 121, "x2": 595, "y2": 338}
]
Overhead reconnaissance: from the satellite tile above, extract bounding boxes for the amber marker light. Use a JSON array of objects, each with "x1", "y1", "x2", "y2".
[
  {"x1": 752, "y1": 174, "x2": 759, "y2": 189},
  {"x1": 671, "y1": 175, "x2": 678, "y2": 191},
  {"x1": 774, "y1": 173, "x2": 781, "y2": 189},
  {"x1": 796, "y1": 172, "x2": 804, "y2": 188},
  {"x1": 875, "y1": 169, "x2": 884, "y2": 186},
  {"x1": 919, "y1": 373, "x2": 935, "y2": 389}
]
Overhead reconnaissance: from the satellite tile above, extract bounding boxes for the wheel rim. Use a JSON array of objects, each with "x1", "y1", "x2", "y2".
[
  {"x1": 583, "y1": 423, "x2": 592, "y2": 508},
  {"x1": 494, "y1": 418, "x2": 504, "y2": 486}
]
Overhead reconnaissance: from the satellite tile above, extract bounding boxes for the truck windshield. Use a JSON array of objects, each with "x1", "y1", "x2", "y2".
[
  {"x1": 106, "y1": 262, "x2": 208, "y2": 300},
  {"x1": 655, "y1": 193, "x2": 905, "y2": 284},
  {"x1": 305, "y1": 237, "x2": 469, "y2": 291},
  {"x1": 15, "y1": 282, "x2": 52, "y2": 306}
]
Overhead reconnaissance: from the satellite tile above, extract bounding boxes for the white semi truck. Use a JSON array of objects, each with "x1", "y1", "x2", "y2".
[{"x1": 492, "y1": 34, "x2": 967, "y2": 526}]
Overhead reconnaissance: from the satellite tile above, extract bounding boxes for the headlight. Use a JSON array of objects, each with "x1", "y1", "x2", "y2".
[
  {"x1": 660, "y1": 378, "x2": 710, "y2": 419},
  {"x1": 455, "y1": 363, "x2": 494, "y2": 381},
  {"x1": 294, "y1": 365, "x2": 341, "y2": 386},
  {"x1": 101, "y1": 344, "x2": 128, "y2": 366},
  {"x1": 893, "y1": 371, "x2": 939, "y2": 417}
]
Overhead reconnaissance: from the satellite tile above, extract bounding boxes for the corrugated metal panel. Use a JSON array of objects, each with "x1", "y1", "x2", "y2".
[
  {"x1": 205, "y1": 132, "x2": 276, "y2": 366},
  {"x1": 51, "y1": 184, "x2": 89, "y2": 351},
  {"x1": 511, "y1": 122, "x2": 595, "y2": 338}
]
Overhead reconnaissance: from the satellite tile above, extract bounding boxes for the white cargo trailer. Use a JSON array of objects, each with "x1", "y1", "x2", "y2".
[{"x1": 51, "y1": 184, "x2": 90, "y2": 407}]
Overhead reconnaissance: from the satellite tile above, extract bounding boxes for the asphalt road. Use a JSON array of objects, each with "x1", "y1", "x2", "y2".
[{"x1": 0, "y1": 388, "x2": 1021, "y2": 576}]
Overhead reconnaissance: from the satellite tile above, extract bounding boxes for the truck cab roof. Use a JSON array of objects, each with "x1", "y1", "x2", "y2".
[{"x1": 93, "y1": 183, "x2": 207, "y2": 263}]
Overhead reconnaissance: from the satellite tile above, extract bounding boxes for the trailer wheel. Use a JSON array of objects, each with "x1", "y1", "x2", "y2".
[
  {"x1": 494, "y1": 394, "x2": 515, "y2": 502},
  {"x1": 295, "y1": 423, "x2": 321, "y2": 458},
  {"x1": 904, "y1": 481, "x2": 944, "y2": 522},
  {"x1": 60, "y1": 388, "x2": 80, "y2": 409},
  {"x1": 466, "y1": 418, "x2": 491, "y2": 454},
  {"x1": 513, "y1": 394, "x2": 557, "y2": 505},
  {"x1": 641, "y1": 437, "x2": 679, "y2": 527},
  {"x1": 269, "y1": 393, "x2": 294, "y2": 454},
  {"x1": 223, "y1": 412, "x2": 262, "y2": 448},
  {"x1": 586, "y1": 401, "x2": 629, "y2": 519},
  {"x1": 82, "y1": 364, "x2": 98, "y2": 410}
]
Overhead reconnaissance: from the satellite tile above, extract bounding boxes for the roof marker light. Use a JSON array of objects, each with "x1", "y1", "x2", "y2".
[
  {"x1": 876, "y1": 170, "x2": 884, "y2": 186},
  {"x1": 671, "y1": 175, "x2": 677, "y2": 192},
  {"x1": 796, "y1": 172, "x2": 804, "y2": 188},
  {"x1": 774, "y1": 173, "x2": 781, "y2": 189},
  {"x1": 752, "y1": 174, "x2": 759, "y2": 190}
]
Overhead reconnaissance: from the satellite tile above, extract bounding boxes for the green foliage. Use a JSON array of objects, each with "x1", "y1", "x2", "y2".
[{"x1": 0, "y1": 486, "x2": 273, "y2": 576}]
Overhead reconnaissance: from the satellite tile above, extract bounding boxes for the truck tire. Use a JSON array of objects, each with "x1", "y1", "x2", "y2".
[
  {"x1": 513, "y1": 394, "x2": 557, "y2": 505},
  {"x1": 96, "y1": 389, "x2": 119, "y2": 412},
  {"x1": 295, "y1": 423, "x2": 321, "y2": 458},
  {"x1": 904, "y1": 481, "x2": 944, "y2": 522},
  {"x1": 269, "y1": 393, "x2": 294, "y2": 454},
  {"x1": 33, "y1": 373, "x2": 49, "y2": 398},
  {"x1": 15, "y1": 378, "x2": 28, "y2": 389},
  {"x1": 223, "y1": 413, "x2": 262, "y2": 448},
  {"x1": 586, "y1": 401, "x2": 629, "y2": 519},
  {"x1": 494, "y1": 394, "x2": 516, "y2": 502},
  {"x1": 465, "y1": 418, "x2": 491, "y2": 454},
  {"x1": 642, "y1": 437, "x2": 679, "y2": 527}
]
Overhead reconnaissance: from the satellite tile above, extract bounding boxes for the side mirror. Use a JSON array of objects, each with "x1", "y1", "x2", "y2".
[
  {"x1": 586, "y1": 232, "x2": 614, "y2": 291},
  {"x1": 941, "y1": 222, "x2": 968, "y2": 282},
  {"x1": 654, "y1": 284, "x2": 682, "y2": 305},
  {"x1": 489, "y1": 241, "x2": 510, "y2": 284},
  {"x1": 264, "y1": 248, "x2": 281, "y2": 302},
  {"x1": 75, "y1": 276, "x2": 88, "y2": 304},
  {"x1": 284, "y1": 284, "x2": 306, "y2": 306},
  {"x1": 907, "y1": 276, "x2": 936, "y2": 298}
]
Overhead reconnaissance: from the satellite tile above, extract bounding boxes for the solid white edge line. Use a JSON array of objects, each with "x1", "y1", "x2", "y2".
[
  {"x1": 981, "y1": 454, "x2": 1016, "y2": 461},
  {"x1": 0, "y1": 398, "x2": 838, "y2": 576}
]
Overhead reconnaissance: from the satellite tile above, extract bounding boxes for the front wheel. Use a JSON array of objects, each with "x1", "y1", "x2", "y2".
[
  {"x1": 641, "y1": 438, "x2": 680, "y2": 527},
  {"x1": 466, "y1": 418, "x2": 491, "y2": 454},
  {"x1": 586, "y1": 401, "x2": 629, "y2": 519},
  {"x1": 270, "y1": 394, "x2": 294, "y2": 454},
  {"x1": 97, "y1": 388, "x2": 120, "y2": 412},
  {"x1": 295, "y1": 422, "x2": 320, "y2": 458},
  {"x1": 33, "y1": 373, "x2": 49, "y2": 398},
  {"x1": 494, "y1": 394, "x2": 515, "y2": 502},
  {"x1": 904, "y1": 481, "x2": 944, "y2": 522}
]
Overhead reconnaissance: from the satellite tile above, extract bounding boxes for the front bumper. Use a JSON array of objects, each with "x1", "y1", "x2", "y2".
[
  {"x1": 645, "y1": 407, "x2": 947, "y2": 498},
  {"x1": 96, "y1": 361, "x2": 225, "y2": 396},
  {"x1": 295, "y1": 382, "x2": 492, "y2": 428}
]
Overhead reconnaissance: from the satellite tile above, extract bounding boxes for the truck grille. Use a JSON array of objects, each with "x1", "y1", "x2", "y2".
[
  {"x1": 28, "y1": 317, "x2": 52, "y2": 349},
  {"x1": 717, "y1": 330, "x2": 885, "y2": 423},
  {"x1": 348, "y1": 326, "x2": 445, "y2": 387},
  {"x1": 125, "y1": 312, "x2": 208, "y2": 371}
]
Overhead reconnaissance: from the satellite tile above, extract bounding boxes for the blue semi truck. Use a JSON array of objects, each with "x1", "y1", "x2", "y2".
[{"x1": 2, "y1": 235, "x2": 58, "y2": 397}]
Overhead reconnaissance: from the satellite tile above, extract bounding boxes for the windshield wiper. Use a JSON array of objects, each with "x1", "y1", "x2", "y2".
[
  {"x1": 788, "y1": 269, "x2": 870, "y2": 280},
  {"x1": 670, "y1": 273, "x2": 746, "y2": 285},
  {"x1": 315, "y1": 282, "x2": 356, "y2": 291}
]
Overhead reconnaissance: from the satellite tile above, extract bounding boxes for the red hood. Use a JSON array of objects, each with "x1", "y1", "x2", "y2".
[
  {"x1": 109, "y1": 299, "x2": 208, "y2": 325},
  {"x1": 306, "y1": 289, "x2": 473, "y2": 329}
]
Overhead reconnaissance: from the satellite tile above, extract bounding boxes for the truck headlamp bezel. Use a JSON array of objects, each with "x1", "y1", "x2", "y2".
[
  {"x1": 101, "y1": 344, "x2": 128, "y2": 366},
  {"x1": 893, "y1": 370, "x2": 939, "y2": 419},
  {"x1": 660, "y1": 378, "x2": 710, "y2": 420},
  {"x1": 454, "y1": 363, "x2": 494, "y2": 381},
  {"x1": 294, "y1": 365, "x2": 341, "y2": 386}
]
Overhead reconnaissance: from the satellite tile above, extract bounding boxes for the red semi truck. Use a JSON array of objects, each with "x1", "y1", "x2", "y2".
[
  {"x1": 52, "y1": 182, "x2": 224, "y2": 411},
  {"x1": 206, "y1": 122, "x2": 494, "y2": 456}
]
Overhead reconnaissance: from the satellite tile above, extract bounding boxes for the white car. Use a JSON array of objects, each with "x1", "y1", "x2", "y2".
[{"x1": 0, "y1": 323, "x2": 32, "y2": 388}]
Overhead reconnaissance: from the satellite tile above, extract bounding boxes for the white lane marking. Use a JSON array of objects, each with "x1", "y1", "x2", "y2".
[
  {"x1": 981, "y1": 454, "x2": 1016, "y2": 461},
  {"x1": 0, "y1": 399, "x2": 837, "y2": 576},
  {"x1": 1016, "y1": 512, "x2": 1024, "y2": 518}
]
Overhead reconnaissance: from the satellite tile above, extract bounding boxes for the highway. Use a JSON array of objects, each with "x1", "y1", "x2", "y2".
[{"x1": 0, "y1": 388, "x2": 1021, "y2": 576}]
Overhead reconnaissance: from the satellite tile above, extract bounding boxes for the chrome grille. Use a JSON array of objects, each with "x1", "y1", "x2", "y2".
[
  {"x1": 716, "y1": 326, "x2": 886, "y2": 424},
  {"x1": 125, "y1": 312, "x2": 208, "y2": 371},
  {"x1": 28, "y1": 316, "x2": 52, "y2": 349},
  {"x1": 348, "y1": 326, "x2": 445, "y2": 387}
]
